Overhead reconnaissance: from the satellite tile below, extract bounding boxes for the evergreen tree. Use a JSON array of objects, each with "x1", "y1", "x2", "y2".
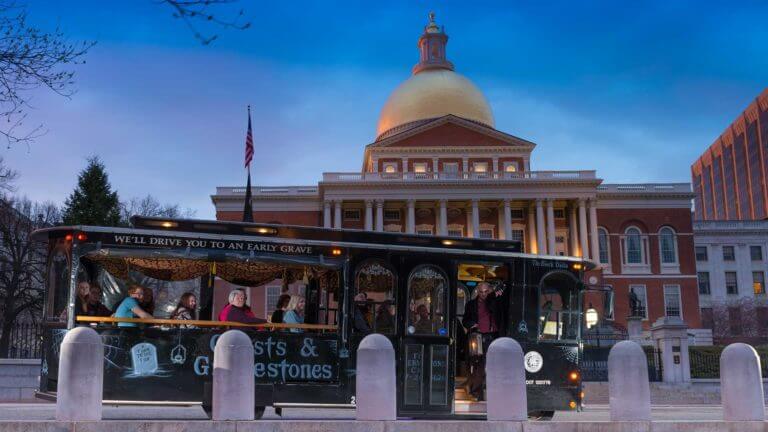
[{"x1": 62, "y1": 157, "x2": 121, "y2": 226}]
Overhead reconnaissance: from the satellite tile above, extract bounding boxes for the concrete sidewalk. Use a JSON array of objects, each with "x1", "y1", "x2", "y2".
[{"x1": 1, "y1": 403, "x2": 768, "y2": 421}]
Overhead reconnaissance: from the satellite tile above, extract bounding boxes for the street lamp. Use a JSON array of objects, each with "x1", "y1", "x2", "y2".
[{"x1": 585, "y1": 303, "x2": 598, "y2": 329}]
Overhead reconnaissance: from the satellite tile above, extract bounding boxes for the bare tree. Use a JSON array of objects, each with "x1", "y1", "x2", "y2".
[
  {"x1": 0, "y1": 196, "x2": 60, "y2": 356},
  {"x1": 0, "y1": 156, "x2": 17, "y2": 194},
  {"x1": 0, "y1": 2, "x2": 93, "y2": 148},
  {"x1": 120, "y1": 194, "x2": 196, "y2": 224},
  {"x1": 710, "y1": 297, "x2": 766, "y2": 343},
  {"x1": 156, "y1": 0, "x2": 251, "y2": 45}
]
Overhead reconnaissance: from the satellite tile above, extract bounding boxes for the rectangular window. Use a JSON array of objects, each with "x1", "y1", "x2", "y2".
[
  {"x1": 553, "y1": 209, "x2": 565, "y2": 219},
  {"x1": 413, "y1": 162, "x2": 428, "y2": 173},
  {"x1": 479, "y1": 228, "x2": 494, "y2": 239},
  {"x1": 729, "y1": 307, "x2": 742, "y2": 335},
  {"x1": 723, "y1": 245, "x2": 735, "y2": 261},
  {"x1": 343, "y1": 209, "x2": 361, "y2": 221},
  {"x1": 384, "y1": 210, "x2": 400, "y2": 221},
  {"x1": 695, "y1": 246, "x2": 708, "y2": 261},
  {"x1": 663, "y1": 285, "x2": 681, "y2": 318},
  {"x1": 629, "y1": 285, "x2": 647, "y2": 319},
  {"x1": 448, "y1": 229, "x2": 463, "y2": 237},
  {"x1": 382, "y1": 162, "x2": 398, "y2": 173},
  {"x1": 753, "y1": 271, "x2": 765, "y2": 295},
  {"x1": 751, "y1": 245, "x2": 763, "y2": 261},
  {"x1": 510, "y1": 209, "x2": 524, "y2": 219},
  {"x1": 725, "y1": 271, "x2": 738, "y2": 295},
  {"x1": 472, "y1": 162, "x2": 488, "y2": 173},
  {"x1": 598, "y1": 230, "x2": 610, "y2": 264},
  {"x1": 443, "y1": 162, "x2": 458, "y2": 173},
  {"x1": 503, "y1": 161, "x2": 518, "y2": 173},
  {"x1": 510, "y1": 229, "x2": 524, "y2": 244},
  {"x1": 265, "y1": 285, "x2": 282, "y2": 318},
  {"x1": 697, "y1": 272, "x2": 711, "y2": 295}
]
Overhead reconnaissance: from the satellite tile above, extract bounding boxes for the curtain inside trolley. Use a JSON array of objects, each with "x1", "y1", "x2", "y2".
[{"x1": 55, "y1": 248, "x2": 342, "y2": 327}]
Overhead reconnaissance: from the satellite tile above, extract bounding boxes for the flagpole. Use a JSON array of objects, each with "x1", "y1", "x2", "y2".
[{"x1": 243, "y1": 104, "x2": 254, "y2": 222}]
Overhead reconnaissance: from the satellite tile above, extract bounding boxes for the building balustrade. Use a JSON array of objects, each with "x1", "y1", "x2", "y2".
[{"x1": 322, "y1": 170, "x2": 597, "y2": 183}]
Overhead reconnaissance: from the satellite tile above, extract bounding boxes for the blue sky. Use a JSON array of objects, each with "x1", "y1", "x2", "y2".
[{"x1": 3, "y1": 1, "x2": 767, "y2": 219}]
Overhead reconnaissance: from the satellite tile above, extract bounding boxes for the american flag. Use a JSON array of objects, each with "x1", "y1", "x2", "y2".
[{"x1": 244, "y1": 106, "x2": 254, "y2": 168}]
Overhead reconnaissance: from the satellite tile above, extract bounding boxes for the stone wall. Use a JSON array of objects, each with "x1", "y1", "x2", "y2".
[
  {"x1": 0, "y1": 359, "x2": 40, "y2": 402},
  {"x1": 583, "y1": 380, "x2": 768, "y2": 405}
]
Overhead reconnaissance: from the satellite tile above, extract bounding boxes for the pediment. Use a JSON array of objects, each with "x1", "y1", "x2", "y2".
[{"x1": 367, "y1": 115, "x2": 536, "y2": 150}]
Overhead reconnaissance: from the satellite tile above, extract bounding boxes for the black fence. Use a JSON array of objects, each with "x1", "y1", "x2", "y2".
[
  {"x1": 0, "y1": 323, "x2": 43, "y2": 359},
  {"x1": 689, "y1": 346, "x2": 768, "y2": 379},
  {"x1": 581, "y1": 345, "x2": 663, "y2": 382}
]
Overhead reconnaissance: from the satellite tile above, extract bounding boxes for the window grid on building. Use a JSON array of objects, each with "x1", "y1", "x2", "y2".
[
  {"x1": 479, "y1": 228, "x2": 494, "y2": 239},
  {"x1": 750, "y1": 245, "x2": 763, "y2": 261},
  {"x1": 625, "y1": 228, "x2": 643, "y2": 264},
  {"x1": 695, "y1": 246, "x2": 708, "y2": 261},
  {"x1": 265, "y1": 285, "x2": 282, "y2": 317},
  {"x1": 697, "y1": 272, "x2": 710, "y2": 295},
  {"x1": 753, "y1": 271, "x2": 765, "y2": 295},
  {"x1": 510, "y1": 209, "x2": 524, "y2": 219},
  {"x1": 722, "y1": 246, "x2": 735, "y2": 261},
  {"x1": 663, "y1": 285, "x2": 681, "y2": 318},
  {"x1": 725, "y1": 271, "x2": 738, "y2": 295},
  {"x1": 343, "y1": 209, "x2": 361, "y2": 221},
  {"x1": 598, "y1": 228, "x2": 610, "y2": 265},
  {"x1": 659, "y1": 227, "x2": 677, "y2": 264},
  {"x1": 383, "y1": 210, "x2": 400, "y2": 221}
]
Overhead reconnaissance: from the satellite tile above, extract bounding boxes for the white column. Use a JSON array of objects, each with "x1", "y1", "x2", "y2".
[
  {"x1": 546, "y1": 199, "x2": 556, "y2": 254},
  {"x1": 569, "y1": 203, "x2": 579, "y2": 257},
  {"x1": 579, "y1": 199, "x2": 589, "y2": 259},
  {"x1": 589, "y1": 199, "x2": 600, "y2": 262},
  {"x1": 432, "y1": 157, "x2": 439, "y2": 175},
  {"x1": 471, "y1": 200, "x2": 480, "y2": 238},
  {"x1": 527, "y1": 204, "x2": 537, "y2": 254},
  {"x1": 323, "y1": 201, "x2": 332, "y2": 229},
  {"x1": 371, "y1": 157, "x2": 379, "y2": 172},
  {"x1": 536, "y1": 199, "x2": 546, "y2": 254},
  {"x1": 503, "y1": 200, "x2": 512, "y2": 241},
  {"x1": 401, "y1": 157, "x2": 408, "y2": 174},
  {"x1": 439, "y1": 200, "x2": 448, "y2": 236},
  {"x1": 492, "y1": 157, "x2": 499, "y2": 177},
  {"x1": 375, "y1": 200, "x2": 384, "y2": 232},
  {"x1": 462, "y1": 158, "x2": 468, "y2": 178},
  {"x1": 334, "y1": 201, "x2": 342, "y2": 228},
  {"x1": 406, "y1": 200, "x2": 415, "y2": 234},
  {"x1": 364, "y1": 200, "x2": 373, "y2": 231}
]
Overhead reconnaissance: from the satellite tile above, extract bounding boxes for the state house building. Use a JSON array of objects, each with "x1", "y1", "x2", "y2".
[{"x1": 212, "y1": 16, "x2": 703, "y2": 336}]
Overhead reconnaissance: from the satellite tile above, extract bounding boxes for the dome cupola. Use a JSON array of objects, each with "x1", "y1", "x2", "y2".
[{"x1": 376, "y1": 13, "x2": 494, "y2": 139}]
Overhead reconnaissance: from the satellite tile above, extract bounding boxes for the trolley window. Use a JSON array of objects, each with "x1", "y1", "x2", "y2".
[
  {"x1": 354, "y1": 259, "x2": 396, "y2": 334},
  {"x1": 406, "y1": 265, "x2": 448, "y2": 336}
]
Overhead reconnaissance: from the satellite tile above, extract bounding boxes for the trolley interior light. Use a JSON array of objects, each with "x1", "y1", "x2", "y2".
[
  {"x1": 160, "y1": 221, "x2": 176, "y2": 228},
  {"x1": 572, "y1": 263, "x2": 583, "y2": 271},
  {"x1": 76, "y1": 233, "x2": 88, "y2": 242},
  {"x1": 442, "y1": 240, "x2": 454, "y2": 246},
  {"x1": 568, "y1": 371, "x2": 580, "y2": 382},
  {"x1": 64, "y1": 234, "x2": 73, "y2": 241},
  {"x1": 244, "y1": 226, "x2": 278, "y2": 235},
  {"x1": 330, "y1": 248, "x2": 343, "y2": 256},
  {"x1": 569, "y1": 400, "x2": 577, "y2": 409}
]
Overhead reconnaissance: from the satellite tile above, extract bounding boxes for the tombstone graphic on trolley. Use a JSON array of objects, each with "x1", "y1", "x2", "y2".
[{"x1": 130, "y1": 342, "x2": 159, "y2": 376}]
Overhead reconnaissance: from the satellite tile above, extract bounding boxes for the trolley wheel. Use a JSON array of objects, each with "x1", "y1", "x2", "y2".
[
  {"x1": 254, "y1": 406, "x2": 265, "y2": 419},
  {"x1": 528, "y1": 410, "x2": 555, "y2": 421}
]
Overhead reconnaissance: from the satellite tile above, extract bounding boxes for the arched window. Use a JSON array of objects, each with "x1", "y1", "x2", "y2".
[
  {"x1": 625, "y1": 227, "x2": 643, "y2": 264},
  {"x1": 355, "y1": 259, "x2": 397, "y2": 334},
  {"x1": 659, "y1": 227, "x2": 678, "y2": 264},
  {"x1": 406, "y1": 265, "x2": 448, "y2": 336},
  {"x1": 598, "y1": 227, "x2": 610, "y2": 265}
]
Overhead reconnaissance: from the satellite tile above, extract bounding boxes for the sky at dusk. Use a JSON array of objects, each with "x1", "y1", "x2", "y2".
[{"x1": 2, "y1": 0, "x2": 767, "y2": 219}]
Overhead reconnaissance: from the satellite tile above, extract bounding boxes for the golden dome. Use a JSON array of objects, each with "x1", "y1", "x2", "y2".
[{"x1": 376, "y1": 69, "x2": 495, "y2": 138}]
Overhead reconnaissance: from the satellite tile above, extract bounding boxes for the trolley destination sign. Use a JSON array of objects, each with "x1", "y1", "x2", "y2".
[{"x1": 102, "y1": 233, "x2": 316, "y2": 255}]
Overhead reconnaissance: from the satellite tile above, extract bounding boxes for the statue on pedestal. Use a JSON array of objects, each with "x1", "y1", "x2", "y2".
[{"x1": 628, "y1": 287, "x2": 641, "y2": 318}]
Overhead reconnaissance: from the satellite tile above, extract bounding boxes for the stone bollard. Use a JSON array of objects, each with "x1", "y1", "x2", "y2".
[
  {"x1": 356, "y1": 333, "x2": 396, "y2": 420},
  {"x1": 56, "y1": 327, "x2": 104, "y2": 421},
  {"x1": 486, "y1": 337, "x2": 527, "y2": 421},
  {"x1": 721, "y1": 343, "x2": 765, "y2": 421},
  {"x1": 608, "y1": 340, "x2": 651, "y2": 421},
  {"x1": 213, "y1": 330, "x2": 255, "y2": 420}
]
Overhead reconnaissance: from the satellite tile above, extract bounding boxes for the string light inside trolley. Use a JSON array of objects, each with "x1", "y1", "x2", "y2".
[
  {"x1": 572, "y1": 263, "x2": 583, "y2": 271},
  {"x1": 330, "y1": 248, "x2": 343, "y2": 256},
  {"x1": 442, "y1": 240, "x2": 454, "y2": 246},
  {"x1": 243, "y1": 226, "x2": 278, "y2": 235}
]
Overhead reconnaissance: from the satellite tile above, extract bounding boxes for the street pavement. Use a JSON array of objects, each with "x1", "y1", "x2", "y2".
[{"x1": 0, "y1": 403, "x2": 766, "y2": 421}]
